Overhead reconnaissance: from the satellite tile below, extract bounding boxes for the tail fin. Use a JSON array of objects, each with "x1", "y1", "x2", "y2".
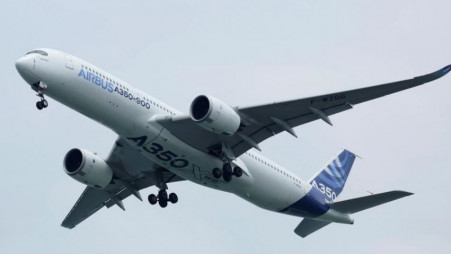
[
  {"x1": 330, "y1": 190, "x2": 413, "y2": 214},
  {"x1": 309, "y1": 149, "x2": 356, "y2": 202}
]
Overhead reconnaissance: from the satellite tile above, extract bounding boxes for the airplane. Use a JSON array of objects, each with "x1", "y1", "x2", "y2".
[{"x1": 15, "y1": 48, "x2": 450, "y2": 237}]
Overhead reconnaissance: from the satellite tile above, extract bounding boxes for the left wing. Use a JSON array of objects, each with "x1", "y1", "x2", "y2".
[
  {"x1": 61, "y1": 138, "x2": 185, "y2": 229},
  {"x1": 157, "y1": 65, "x2": 451, "y2": 158}
]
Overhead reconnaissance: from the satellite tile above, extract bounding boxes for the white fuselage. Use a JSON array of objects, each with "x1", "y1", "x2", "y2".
[{"x1": 17, "y1": 49, "x2": 314, "y2": 215}]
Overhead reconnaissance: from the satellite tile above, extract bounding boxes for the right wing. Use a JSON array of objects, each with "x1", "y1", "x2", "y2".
[{"x1": 61, "y1": 138, "x2": 185, "y2": 229}]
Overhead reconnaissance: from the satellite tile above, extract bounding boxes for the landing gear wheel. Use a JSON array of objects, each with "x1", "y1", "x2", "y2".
[
  {"x1": 169, "y1": 193, "x2": 178, "y2": 204},
  {"x1": 223, "y1": 163, "x2": 233, "y2": 175},
  {"x1": 148, "y1": 194, "x2": 157, "y2": 205},
  {"x1": 158, "y1": 190, "x2": 168, "y2": 207},
  {"x1": 149, "y1": 188, "x2": 178, "y2": 208},
  {"x1": 222, "y1": 163, "x2": 233, "y2": 182},
  {"x1": 158, "y1": 189, "x2": 168, "y2": 200},
  {"x1": 233, "y1": 167, "x2": 243, "y2": 177},
  {"x1": 36, "y1": 101, "x2": 43, "y2": 110},
  {"x1": 158, "y1": 198, "x2": 168, "y2": 208},
  {"x1": 223, "y1": 173, "x2": 232, "y2": 182},
  {"x1": 158, "y1": 190, "x2": 168, "y2": 208},
  {"x1": 42, "y1": 99, "x2": 48, "y2": 108},
  {"x1": 212, "y1": 168, "x2": 222, "y2": 179}
]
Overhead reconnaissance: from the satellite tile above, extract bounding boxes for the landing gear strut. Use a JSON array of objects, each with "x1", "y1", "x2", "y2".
[
  {"x1": 34, "y1": 83, "x2": 48, "y2": 110},
  {"x1": 148, "y1": 189, "x2": 178, "y2": 208},
  {"x1": 212, "y1": 163, "x2": 243, "y2": 182}
]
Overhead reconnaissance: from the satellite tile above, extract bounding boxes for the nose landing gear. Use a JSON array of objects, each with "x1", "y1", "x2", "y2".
[
  {"x1": 33, "y1": 82, "x2": 48, "y2": 110},
  {"x1": 36, "y1": 95, "x2": 48, "y2": 110}
]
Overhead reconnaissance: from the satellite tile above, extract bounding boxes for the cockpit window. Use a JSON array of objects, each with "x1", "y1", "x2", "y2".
[{"x1": 26, "y1": 50, "x2": 48, "y2": 56}]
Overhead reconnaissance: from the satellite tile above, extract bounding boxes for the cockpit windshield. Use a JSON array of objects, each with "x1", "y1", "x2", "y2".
[{"x1": 26, "y1": 50, "x2": 48, "y2": 56}]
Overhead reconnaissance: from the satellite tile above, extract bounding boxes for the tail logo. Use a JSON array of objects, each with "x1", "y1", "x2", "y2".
[
  {"x1": 310, "y1": 150, "x2": 356, "y2": 202},
  {"x1": 311, "y1": 180, "x2": 336, "y2": 201}
]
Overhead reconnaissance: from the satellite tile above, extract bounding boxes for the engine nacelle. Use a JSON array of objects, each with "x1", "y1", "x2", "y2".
[
  {"x1": 190, "y1": 95, "x2": 241, "y2": 135},
  {"x1": 63, "y1": 148, "x2": 113, "y2": 189}
]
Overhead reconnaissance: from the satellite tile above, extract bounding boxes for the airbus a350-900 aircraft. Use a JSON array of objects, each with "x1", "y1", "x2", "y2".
[{"x1": 16, "y1": 49, "x2": 450, "y2": 237}]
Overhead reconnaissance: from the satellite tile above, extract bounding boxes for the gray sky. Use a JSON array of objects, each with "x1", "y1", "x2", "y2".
[{"x1": 1, "y1": 1, "x2": 451, "y2": 253}]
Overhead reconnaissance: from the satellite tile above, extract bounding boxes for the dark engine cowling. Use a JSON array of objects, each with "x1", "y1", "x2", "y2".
[
  {"x1": 190, "y1": 95, "x2": 241, "y2": 135},
  {"x1": 63, "y1": 148, "x2": 113, "y2": 189}
]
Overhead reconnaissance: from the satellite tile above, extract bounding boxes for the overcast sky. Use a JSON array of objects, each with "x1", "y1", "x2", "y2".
[{"x1": 1, "y1": 1, "x2": 451, "y2": 253}]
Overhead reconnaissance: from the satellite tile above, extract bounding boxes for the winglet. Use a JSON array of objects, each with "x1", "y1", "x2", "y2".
[
  {"x1": 423, "y1": 64, "x2": 451, "y2": 81},
  {"x1": 439, "y1": 64, "x2": 451, "y2": 76}
]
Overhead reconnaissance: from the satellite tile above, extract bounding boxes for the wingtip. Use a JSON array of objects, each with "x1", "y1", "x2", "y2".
[
  {"x1": 439, "y1": 64, "x2": 451, "y2": 75},
  {"x1": 61, "y1": 223, "x2": 74, "y2": 229},
  {"x1": 393, "y1": 190, "x2": 414, "y2": 197}
]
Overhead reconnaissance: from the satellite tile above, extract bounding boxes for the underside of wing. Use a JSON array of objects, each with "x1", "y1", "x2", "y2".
[
  {"x1": 157, "y1": 65, "x2": 451, "y2": 158},
  {"x1": 61, "y1": 186, "x2": 109, "y2": 229},
  {"x1": 61, "y1": 138, "x2": 185, "y2": 229}
]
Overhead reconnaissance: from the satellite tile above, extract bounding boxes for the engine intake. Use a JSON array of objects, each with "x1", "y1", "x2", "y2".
[
  {"x1": 190, "y1": 95, "x2": 241, "y2": 135},
  {"x1": 63, "y1": 148, "x2": 113, "y2": 189}
]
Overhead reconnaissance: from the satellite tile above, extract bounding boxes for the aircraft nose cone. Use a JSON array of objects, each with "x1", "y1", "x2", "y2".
[
  {"x1": 15, "y1": 56, "x2": 39, "y2": 85},
  {"x1": 15, "y1": 56, "x2": 28, "y2": 72}
]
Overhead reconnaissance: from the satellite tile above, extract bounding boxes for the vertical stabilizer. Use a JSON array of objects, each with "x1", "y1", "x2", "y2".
[{"x1": 309, "y1": 149, "x2": 356, "y2": 202}]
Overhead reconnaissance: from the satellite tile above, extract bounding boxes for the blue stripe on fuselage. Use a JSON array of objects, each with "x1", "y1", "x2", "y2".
[{"x1": 279, "y1": 187, "x2": 329, "y2": 218}]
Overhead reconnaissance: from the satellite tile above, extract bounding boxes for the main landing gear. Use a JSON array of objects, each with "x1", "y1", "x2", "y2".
[
  {"x1": 148, "y1": 189, "x2": 178, "y2": 208},
  {"x1": 212, "y1": 163, "x2": 243, "y2": 182}
]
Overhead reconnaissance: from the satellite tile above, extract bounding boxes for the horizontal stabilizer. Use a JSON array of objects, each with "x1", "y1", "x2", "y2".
[
  {"x1": 294, "y1": 219, "x2": 331, "y2": 238},
  {"x1": 331, "y1": 190, "x2": 413, "y2": 214}
]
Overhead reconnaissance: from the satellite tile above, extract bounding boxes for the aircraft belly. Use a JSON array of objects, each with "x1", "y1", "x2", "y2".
[
  {"x1": 238, "y1": 156, "x2": 302, "y2": 211},
  {"x1": 123, "y1": 127, "x2": 255, "y2": 193}
]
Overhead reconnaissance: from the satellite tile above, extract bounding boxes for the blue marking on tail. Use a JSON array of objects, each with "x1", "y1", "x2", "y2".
[
  {"x1": 309, "y1": 149, "x2": 356, "y2": 202},
  {"x1": 279, "y1": 187, "x2": 330, "y2": 218},
  {"x1": 279, "y1": 149, "x2": 357, "y2": 218}
]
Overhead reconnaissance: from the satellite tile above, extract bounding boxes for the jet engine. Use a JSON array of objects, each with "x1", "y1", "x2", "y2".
[
  {"x1": 63, "y1": 148, "x2": 113, "y2": 189},
  {"x1": 190, "y1": 95, "x2": 241, "y2": 135}
]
